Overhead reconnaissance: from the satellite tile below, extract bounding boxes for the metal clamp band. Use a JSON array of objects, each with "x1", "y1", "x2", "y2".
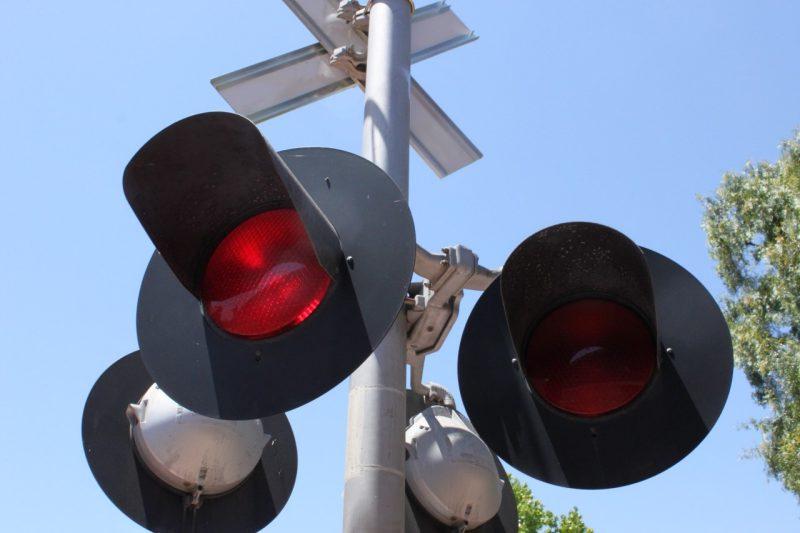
[{"x1": 366, "y1": 0, "x2": 414, "y2": 13}]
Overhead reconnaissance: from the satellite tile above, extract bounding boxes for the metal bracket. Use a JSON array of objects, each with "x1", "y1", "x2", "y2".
[
  {"x1": 337, "y1": 0, "x2": 362, "y2": 21},
  {"x1": 187, "y1": 486, "x2": 204, "y2": 510},
  {"x1": 330, "y1": 45, "x2": 367, "y2": 83},
  {"x1": 423, "y1": 382, "x2": 455, "y2": 408},
  {"x1": 406, "y1": 245, "x2": 482, "y2": 393},
  {"x1": 415, "y1": 244, "x2": 500, "y2": 291},
  {"x1": 407, "y1": 245, "x2": 477, "y2": 358},
  {"x1": 338, "y1": 0, "x2": 415, "y2": 32},
  {"x1": 337, "y1": 1, "x2": 371, "y2": 32}
]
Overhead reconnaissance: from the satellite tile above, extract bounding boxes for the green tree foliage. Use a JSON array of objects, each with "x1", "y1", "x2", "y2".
[
  {"x1": 702, "y1": 132, "x2": 800, "y2": 500},
  {"x1": 509, "y1": 475, "x2": 593, "y2": 533}
]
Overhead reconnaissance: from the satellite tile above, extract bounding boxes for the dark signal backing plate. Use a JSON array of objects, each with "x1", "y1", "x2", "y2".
[
  {"x1": 82, "y1": 352, "x2": 297, "y2": 532},
  {"x1": 457, "y1": 249, "x2": 732, "y2": 489},
  {"x1": 136, "y1": 148, "x2": 415, "y2": 420}
]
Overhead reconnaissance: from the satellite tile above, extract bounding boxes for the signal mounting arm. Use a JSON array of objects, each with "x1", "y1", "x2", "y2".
[{"x1": 406, "y1": 244, "x2": 501, "y2": 395}]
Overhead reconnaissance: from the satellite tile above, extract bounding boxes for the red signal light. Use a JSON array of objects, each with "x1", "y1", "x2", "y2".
[
  {"x1": 202, "y1": 209, "x2": 331, "y2": 339},
  {"x1": 524, "y1": 299, "x2": 656, "y2": 417}
]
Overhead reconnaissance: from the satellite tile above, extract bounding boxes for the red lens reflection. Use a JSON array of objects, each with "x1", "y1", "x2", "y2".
[
  {"x1": 524, "y1": 299, "x2": 655, "y2": 417},
  {"x1": 201, "y1": 209, "x2": 331, "y2": 339}
]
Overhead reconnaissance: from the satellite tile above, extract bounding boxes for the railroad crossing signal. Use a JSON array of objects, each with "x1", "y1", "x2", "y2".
[
  {"x1": 127, "y1": 111, "x2": 415, "y2": 420},
  {"x1": 83, "y1": 1, "x2": 736, "y2": 530},
  {"x1": 458, "y1": 222, "x2": 733, "y2": 488},
  {"x1": 82, "y1": 352, "x2": 297, "y2": 532}
]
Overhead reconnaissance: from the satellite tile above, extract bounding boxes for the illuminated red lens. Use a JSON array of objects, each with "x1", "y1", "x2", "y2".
[
  {"x1": 201, "y1": 209, "x2": 331, "y2": 339},
  {"x1": 524, "y1": 299, "x2": 655, "y2": 417}
]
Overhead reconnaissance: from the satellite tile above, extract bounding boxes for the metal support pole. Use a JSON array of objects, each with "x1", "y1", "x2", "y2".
[
  {"x1": 360, "y1": 0, "x2": 412, "y2": 194},
  {"x1": 343, "y1": 1, "x2": 412, "y2": 532}
]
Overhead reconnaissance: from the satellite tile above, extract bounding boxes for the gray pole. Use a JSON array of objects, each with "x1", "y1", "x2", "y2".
[{"x1": 343, "y1": 1, "x2": 412, "y2": 532}]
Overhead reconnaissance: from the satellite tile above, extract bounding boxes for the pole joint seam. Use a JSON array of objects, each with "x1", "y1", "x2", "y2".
[
  {"x1": 345, "y1": 464, "x2": 405, "y2": 480},
  {"x1": 348, "y1": 385, "x2": 407, "y2": 396}
]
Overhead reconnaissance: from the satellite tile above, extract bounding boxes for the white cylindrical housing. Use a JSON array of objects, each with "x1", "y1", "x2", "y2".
[
  {"x1": 405, "y1": 406, "x2": 504, "y2": 530},
  {"x1": 127, "y1": 384, "x2": 270, "y2": 496}
]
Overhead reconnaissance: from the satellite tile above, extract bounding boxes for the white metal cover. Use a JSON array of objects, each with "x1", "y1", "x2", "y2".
[
  {"x1": 127, "y1": 384, "x2": 270, "y2": 496},
  {"x1": 405, "y1": 405, "x2": 504, "y2": 530}
]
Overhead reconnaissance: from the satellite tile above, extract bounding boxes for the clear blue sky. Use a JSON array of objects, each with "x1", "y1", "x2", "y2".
[{"x1": 2, "y1": 1, "x2": 799, "y2": 531}]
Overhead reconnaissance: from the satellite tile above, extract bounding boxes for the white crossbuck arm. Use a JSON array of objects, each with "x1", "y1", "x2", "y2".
[{"x1": 212, "y1": 1, "x2": 481, "y2": 178}]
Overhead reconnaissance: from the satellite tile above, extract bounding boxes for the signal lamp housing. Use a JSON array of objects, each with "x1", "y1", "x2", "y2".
[
  {"x1": 82, "y1": 352, "x2": 297, "y2": 532},
  {"x1": 200, "y1": 208, "x2": 332, "y2": 339},
  {"x1": 126, "y1": 112, "x2": 415, "y2": 420},
  {"x1": 458, "y1": 222, "x2": 733, "y2": 489},
  {"x1": 404, "y1": 392, "x2": 518, "y2": 533},
  {"x1": 524, "y1": 298, "x2": 656, "y2": 417},
  {"x1": 405, "y1": 406, "x2": 504, "y2": 530},
  {"x1": 127, "y1": 384, "x2": 270, "y2": 496}
]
